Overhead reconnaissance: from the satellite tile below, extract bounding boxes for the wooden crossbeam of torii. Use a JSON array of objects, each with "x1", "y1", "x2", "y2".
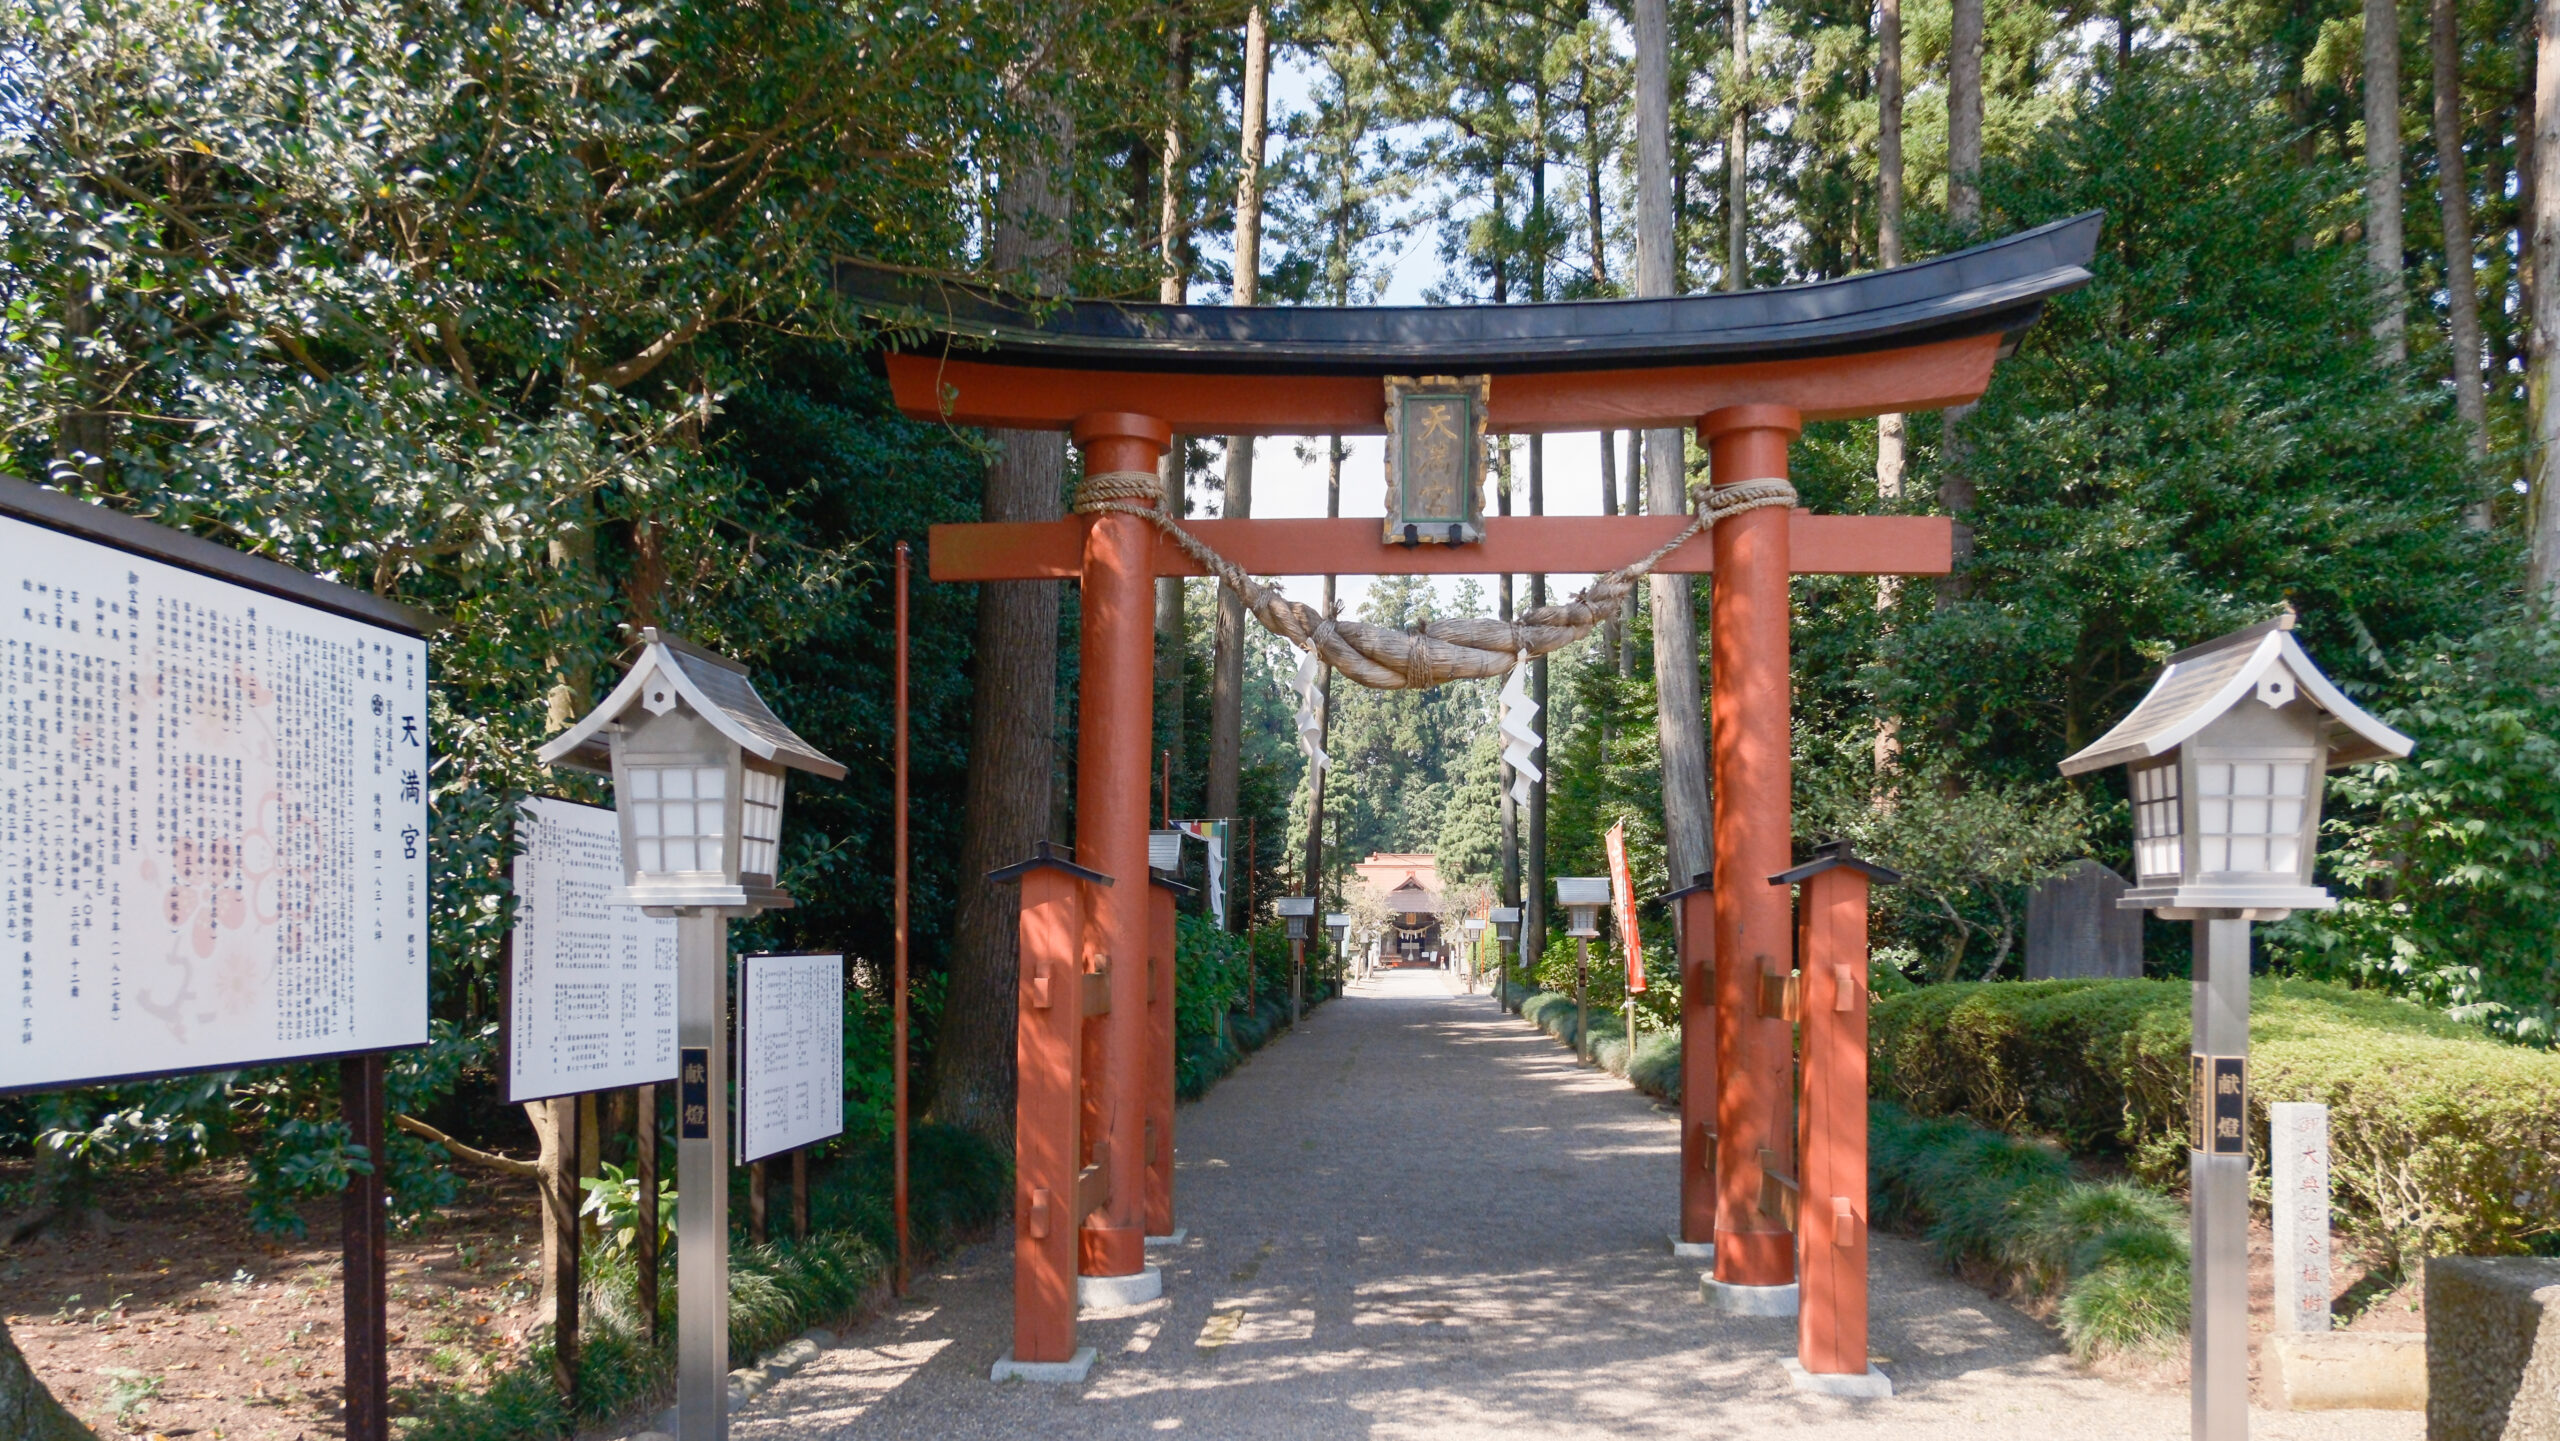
[
  {"x1": 859, "y1": 211, "x2": 2102, "y2": 1384},
  {"x1": 927, "y1": 511, "x2": 1953, "y2": 583}
]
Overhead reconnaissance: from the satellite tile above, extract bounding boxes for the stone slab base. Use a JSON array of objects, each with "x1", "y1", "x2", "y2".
[
  {"x1": 1705, "y1": 1278, "x2": 1799, "y2": 1316},
  {"x1": 1146, "y1": 1228, "x2": 1189, "y2": 1246},
  {"x1": 991, "y1": 1346, "x2": 1098, "y2": 1384},
  {"x1": 1077, "y1": 1263, "x2": 1164, "y2": 1309},
  {"x1": 1783, "y1": 1358, "x2": 1893, "y2": 1399},
  {"x1": 1667, "y1": 1235, "x2": 1715, "y2": 1262},
  {"x1": 2427, "y1": 1255, "x2": 2560, "y2": 1439},
  {"x1": 2266, "y1": 1332, "x2": 2425, "y2": 1411}
]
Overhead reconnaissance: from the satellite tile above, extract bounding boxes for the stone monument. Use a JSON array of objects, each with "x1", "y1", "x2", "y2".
[
  {"x1": 2024, "y1": 859, "x2": 2141, "y2": 980},
  {"x1": 2271, "y1": 1102, "x2": 2331, "y2": 1333}
]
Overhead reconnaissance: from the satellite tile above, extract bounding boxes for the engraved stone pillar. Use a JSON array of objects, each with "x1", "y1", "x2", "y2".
[{"x1": 2272, "y1": 1101, "x2": 2332, "y2": 1334}]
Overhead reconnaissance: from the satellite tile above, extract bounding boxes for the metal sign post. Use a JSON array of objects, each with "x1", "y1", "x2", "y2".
[
  {"x1": 675, "y1": 912, "x2": 732, "y2": 1440},
  {"x1": 2191, "y1": 918, "x2": 2251, "y2": 1441}
]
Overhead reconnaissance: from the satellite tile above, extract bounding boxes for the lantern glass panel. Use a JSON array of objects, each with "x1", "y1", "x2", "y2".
[
  {"x1": 740, "y1": 764, "x2": 786, "y2": 877},
  {"x1": 2131, "y1": 758, "x2": 2182, "y2": 882},
  {"x1": 2193, "y1": 753, "x2": 2309, "y2": 876},
  {"x1": 627, "y1": 761, "x2": 730, "y2": 874}
]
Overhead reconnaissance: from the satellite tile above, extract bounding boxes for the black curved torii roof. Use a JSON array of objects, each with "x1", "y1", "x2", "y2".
[{"x1": 839, "y1": 211, "x2": 2101, "y2": 378}]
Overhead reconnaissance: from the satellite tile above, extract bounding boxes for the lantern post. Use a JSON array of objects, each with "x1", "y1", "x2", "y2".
[
  {"x1": 538, "y1": 631, "x2": 845, "y2": 1441},
  {"x1": 1277, "y1": 897, "x2": 1315, "y2": 1025},
  {"x1": 1490, "y1": 906, "x2": 1522, "y2": 1005},
  {"x1": 1556, "y1": 879, "x2": 1610, "y2": 1063},
  {"x1": 1325, "y1": 912, "x2": 1353, "y2": 986},
  {"x1": 2059, "y1": 613, "x2": 2412, "y2": 1441}
]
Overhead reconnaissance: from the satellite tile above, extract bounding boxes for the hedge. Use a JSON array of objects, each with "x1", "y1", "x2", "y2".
[
  {"x1": 1872, "y1": 1102, "x2": 2189, "y2": 1360},
  {"x1": 1870, "y1": 977, "x2": 2560, "y2": 1258}
]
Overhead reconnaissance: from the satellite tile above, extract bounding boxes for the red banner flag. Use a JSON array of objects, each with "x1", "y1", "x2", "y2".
[{"x1": 1606, "y1": 820, "x2": 1645, "y2": 993}]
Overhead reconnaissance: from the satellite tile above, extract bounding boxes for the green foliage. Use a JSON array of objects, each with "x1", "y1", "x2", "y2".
[
  {"x1": 1171, "y1": 920, "x2": 1333, "y2": 1100},
  {"x1": 2280, "y1": 610, "x2": 2560, "y2": 1042},
  {"x1": 1870, "y1": 977, "x2": 2560, "y2": 1257},
  {"x1": 1871, "y1": 1103, "x2": 2189, "y2": 1361},
  {"x1": 1800, "y1": 752, "x2": 2094, "y2": 981},
  {"x1": 578, "y1": 1163, "x2": 675, "y2": 1260}
]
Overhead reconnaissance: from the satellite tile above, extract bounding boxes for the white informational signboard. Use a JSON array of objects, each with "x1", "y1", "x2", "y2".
[
  {"x1": 0, "y1": 513, "x2": 430, "y2": 1091},
  {"x1": 507, "y1": 798, "x2": 679, "y2": 1102},
  {"x1": 736, "y1": 952, "x2": 844, "y2": 1164}
]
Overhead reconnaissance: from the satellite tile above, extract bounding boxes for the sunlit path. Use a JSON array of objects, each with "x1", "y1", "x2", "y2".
[{"x1": 734, "y1": 970, "x2": 2415, "y2": 1441}]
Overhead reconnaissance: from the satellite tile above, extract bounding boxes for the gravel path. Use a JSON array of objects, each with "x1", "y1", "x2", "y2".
[{"x1": 730, "y1": 968, "x2": 2419, "y2": 1440}]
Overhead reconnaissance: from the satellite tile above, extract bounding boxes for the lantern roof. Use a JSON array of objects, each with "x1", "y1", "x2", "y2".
[
  {"x1": 2057, "y1": 614, "x2": 2413, "y2": 777},
  {"x1": 1555, "y1": 876, "x2": 1613, "y2": 906},
  {"x1": 538, "y1": 627, "x2": 847, "y2": 780}
]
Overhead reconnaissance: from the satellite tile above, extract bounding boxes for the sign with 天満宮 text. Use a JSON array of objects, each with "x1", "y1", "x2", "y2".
[
  {"x1": 0, "y1": 513, "x2": 429, "y2": 1091},
  {"x1": 507, "y1": 798, "x2": 678, "y2": 1102},
  {"x1": 736, "y1": 952, "x2": 844, "y2": 1164}
]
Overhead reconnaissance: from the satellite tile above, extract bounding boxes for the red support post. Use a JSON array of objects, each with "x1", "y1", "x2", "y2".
[
  {"x1": 1704, "y1": 403, "x2": 1804, "y2": 1296},
  {"x1": 993, "y1": 848, "x2": 1107, "y2": 1364},
  {"x1": 1072, "y1": 412, "x2": 1170, "y2": 1286},
  {"x1": 1146, "y1": 876, "x2": 1181, "y2": 1238},
  {"x1": 892, "y1": 540, "x2": 911, "y2": 1294},
  {"x1": 1664, "y1": 873, "x2": 1718, "y2": 1250},
  {"x1": 1774, "y1": 842, "x2": 1894, "y2": 1382}
]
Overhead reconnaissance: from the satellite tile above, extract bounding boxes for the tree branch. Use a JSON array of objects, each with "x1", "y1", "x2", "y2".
[{"x1": 392, "y1": 1113, "x2": 540, "y2": 1179}]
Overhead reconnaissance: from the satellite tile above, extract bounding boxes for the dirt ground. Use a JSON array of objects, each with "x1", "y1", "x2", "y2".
[{"x1": 0, "y1": 1156, "x2": 550, "y2": 1440}]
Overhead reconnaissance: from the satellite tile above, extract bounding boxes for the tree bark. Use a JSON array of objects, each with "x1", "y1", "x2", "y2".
[
  {"x1": 1727, "y1": 0, "x2": 1750, "y2": 291},
  {"x1": 1948, "y1": 0, "x2": 1983, "y2": 231},
  {"x1": 1157, "y1": 18, "x2": 1191, "y2": 809},
  {"x1": 933, "y1": 68, "x2": 1074, "y2": 1145},
  {"x1": 1941, "y1": 0, "x2": 1986, "y2": 587},
  {"x1": 1205, "y1": 4, "x2": 1270, "y2": 844},
  {"x1": 0, "y1": 1319, "x2": 93, "y2": 1441},
  {"x1": 2369, "y1": 0, "x2": 2409, "y2": 360},
  {"x1": 1877, "y1": 0, "x2": 1907, "y2": 499},
  {"x1": 2432, "y1": 0, "x2": 2491, "y2": 471},
  {"x1": 1636, "y1": 0, "x2": 1716, "y2": 890},
  {"x1": 2530, "y1": 0, "x2": 2560, "y2": 600}
]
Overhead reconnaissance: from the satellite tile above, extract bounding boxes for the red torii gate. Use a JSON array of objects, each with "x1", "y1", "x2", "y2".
[{"x1": 861, "y1": 212, "x2": 2100, "y2": 1384}]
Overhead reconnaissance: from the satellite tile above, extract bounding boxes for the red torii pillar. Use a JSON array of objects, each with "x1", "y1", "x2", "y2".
[
  {"x1": 1070, "y1": 413, "x2": 1168, "y2": 1306},
  {"x1": 1705, "y1": 405, "x2": 1804, "y2": 1311}
]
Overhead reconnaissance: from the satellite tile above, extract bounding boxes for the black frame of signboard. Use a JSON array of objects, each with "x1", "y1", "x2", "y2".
[{"x1": 0, "y1": 473, "x2": 438, "y2": 1441}]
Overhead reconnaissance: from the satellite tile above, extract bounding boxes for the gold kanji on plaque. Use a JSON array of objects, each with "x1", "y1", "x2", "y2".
[{"x1": 1383, "y1": 375, "x2": 1490, "y2": 545}]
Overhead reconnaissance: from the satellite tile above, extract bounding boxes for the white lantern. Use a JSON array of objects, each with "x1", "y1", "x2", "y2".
[
  {"x1": 1555, "y1": 877, "x2": 1611, "y2": 938},
  {"x1": 1276, "y1": 895, "x2": 1316, "y2": 941},
  {"x1": 1490, "y1": 905, "x2": 1522, "y2": 945},
  {"x1": 539, "y1": 629, "x2": 846, "y2": 912},
  {"x1": 2059, "y1": 614, "x2": 2411, "y2": 920},
  {"x1": 1325, "y1": 911, "x2": 1352, "y2": 949}
]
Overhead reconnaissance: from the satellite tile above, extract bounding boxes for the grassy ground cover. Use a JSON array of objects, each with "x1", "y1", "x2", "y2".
[
  {"x1": 1871, "y1": 1102, "x2": 2190, "y2": 1360},
  {"x1": 395, "y1": 1123, "x2": 1005, "y2": 1441},
  {"x1": 1508, "y1": 984, "x2": 2190, "y2": 1359},
  {"x1": 1871, "y1": 977, "x2": 2560, "y2": 1258}
]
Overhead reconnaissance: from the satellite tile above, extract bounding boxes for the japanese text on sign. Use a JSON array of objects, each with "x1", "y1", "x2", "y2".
[
  {"x1": 507, "y1": 798, "x2": 678, "y2": 1102},
  {"x1": 736, "y1": 952, "x2": 844, "y2": 1164},
  {"x1": 0, "y1": 516, "x2": 427, "y2": 1090}
]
